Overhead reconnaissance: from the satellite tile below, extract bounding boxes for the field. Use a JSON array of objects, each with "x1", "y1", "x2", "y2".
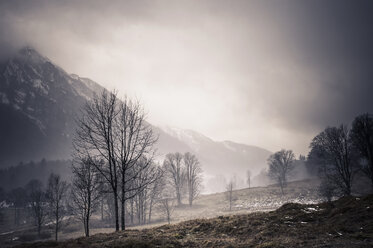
[
  {"x1": 1, "y1": 179, "x2": 323, "y2": 247},
  {"x1": 13, "y1": 194, "x2": 373, "y2": 247}
]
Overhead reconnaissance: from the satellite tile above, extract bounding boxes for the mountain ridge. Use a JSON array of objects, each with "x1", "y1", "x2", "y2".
[
  {"x1": 0, "y1": 47, "x2": 272, "y2": 192},
  {"x1": 0, "y1": 47, "x2": 104, "y2": 165}
]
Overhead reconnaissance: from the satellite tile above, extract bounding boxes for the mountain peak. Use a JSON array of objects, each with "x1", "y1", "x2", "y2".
[
  {"x1": 0, "y1": 48, "x2": 107, "y2": 166},
  {"x1": 159, "y1": 125, "x2": 213, "y2": 151},
  {"x1": 17, "y1": 46, "x2": 49, "y2": 64}
]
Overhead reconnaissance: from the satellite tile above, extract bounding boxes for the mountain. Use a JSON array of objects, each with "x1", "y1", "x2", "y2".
[
  {"x1": 158, "y1": 126, "x2": 272, "y2": 192},
  {"x1": 0, "y1": 47, "x2": 104, "y2": 166},
  {"x1": 0, "y1": 47, "x2": 271, "y2": 192}
]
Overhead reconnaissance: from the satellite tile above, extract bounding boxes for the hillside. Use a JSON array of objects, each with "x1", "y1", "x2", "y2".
[
  {"x1": 0, "y1": 179, "x2": 322, "y2": 246},
  {"x1": 14, "y1": 194, "x2": 373, "y2": 248},
  {"x1": 159, "y1": 126, "x2": 272, "y2": 189},
  {"x1": 0, "y1": 47, "x2": 104, "y2": 166},
  {"x1": 0, "y1": 47, "x2": 272, "y2": 193}
]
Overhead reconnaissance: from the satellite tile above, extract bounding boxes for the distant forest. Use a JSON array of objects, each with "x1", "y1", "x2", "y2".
[{"x1": 0, "y1": 159, "x2": 72, "y2": 191}]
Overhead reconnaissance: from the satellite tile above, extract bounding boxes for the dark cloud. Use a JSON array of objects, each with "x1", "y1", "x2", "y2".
[
  {"x1": 0, "y1": 0, "x2": 372, "y2": 154},
  {"x1": 278, "y1": 0, "x2": 373, "y2": 129}
]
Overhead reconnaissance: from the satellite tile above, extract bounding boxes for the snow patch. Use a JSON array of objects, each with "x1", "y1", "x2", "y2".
[
  {"x1": 32, "y1": 79, "x2": 49, "y2": 94},
  {"x1": 223, "y1": 141, "x2": 237, "y2": 152},
  {"x1": 26, "y1": 114, "x2": 46, "y2": 132},
  {"x1": 13, "y1": 103, "x2": 20, "y2": 110},
  {"x1": 302, "y1": 207, "x2": 321, "y2": 214},
  {"x1": 15, "y1": 90, "x2": 26, "y2": 104},
  {"x1": 27, "y1": 106, "x2": 34, "y2": 112},
  {"x1": 161, "y1": 126, "x2": 200, "y2": 150},
  {"x1": 0, "y1": 200, "x2": 11, "y2": 208}
]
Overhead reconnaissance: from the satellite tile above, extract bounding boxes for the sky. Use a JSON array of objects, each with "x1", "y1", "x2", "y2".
[{"x1": 1, "y1": 0, "x2": 373, "y2": 156}]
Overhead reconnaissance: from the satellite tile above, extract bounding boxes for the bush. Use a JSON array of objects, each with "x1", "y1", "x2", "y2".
[{"x1": 318, "y1": 179, "x2": 337, "y2": 202}]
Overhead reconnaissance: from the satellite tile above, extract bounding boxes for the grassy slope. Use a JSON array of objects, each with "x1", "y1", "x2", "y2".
[
  {"x1": 1, "y1": 179, "x2": 322, "y2": 246},
  {"x1": 15, "y1": 194, "x2": 373, "y2": 248},
  {"x1": 149, "y1": 179, "x2": 322, "y2": 224}
]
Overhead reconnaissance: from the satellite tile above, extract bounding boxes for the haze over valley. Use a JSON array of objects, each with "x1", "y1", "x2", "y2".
[{"x1": 1, "y1": 1, "x2": 373, "y2": 247}]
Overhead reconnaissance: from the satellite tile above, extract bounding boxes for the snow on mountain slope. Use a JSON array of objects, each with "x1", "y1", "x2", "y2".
[
  {"x1": 0, "y1": 47, "x2": 103, "y2": 166},
  {"x1": 158, "y1": 126, "x2": 272, "y2": 193},
  {"x1": 0, "y1": 47, "x2": 272, "y2": 193},
  {"x1": 160, "y1": 126, "x2": 213, "y2": 152}
]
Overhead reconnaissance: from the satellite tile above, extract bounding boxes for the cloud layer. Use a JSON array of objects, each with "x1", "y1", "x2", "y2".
[{"x1": 1, "y1": 0, "x2": 373, "y2": 155}]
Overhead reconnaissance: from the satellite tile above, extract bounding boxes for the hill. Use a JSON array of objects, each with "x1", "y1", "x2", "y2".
[
  {"x1": 158, "y1": 126, "x2": 272, "y2": 192},
  {"x1": 14, "y1": 194, "x2": 373, "y2": 247},
  {"x1": 0, "y1": 47, "x2": 104, "y2": 166},
  {"x1": 0, "y1": 179, "x2": 321, "y2": 246},
  {"x1": 0, "y1": 47, "x2": 272, "y2": 192}
]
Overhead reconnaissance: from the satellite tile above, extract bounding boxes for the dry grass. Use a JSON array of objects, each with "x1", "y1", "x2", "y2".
[
  {"x1": 14, "y1": 194, "x2": 373, "y2": 248},
  {"x1": 1, "y1": 179, "x2": 322, "y2": 247}
]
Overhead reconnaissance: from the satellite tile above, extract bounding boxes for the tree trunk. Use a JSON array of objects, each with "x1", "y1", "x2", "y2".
[
  {"x1": 83, "y1": 219, "x2": 87, "y2": 237},
  {"x1": 114, "y1": 191, "x2": 119, "y2": 231},
  {"x1": 369, "y1": 157, "x2": 373, "y2": 189},
  {"x1": 189, "y1": 187, "x2": 193, "y2": 206},
  {"x1": 55, "y1": 221, "x2": 58, "y2": 241},
  {"x1": 346, "y1": 181, "x2": 351, "y2": 196},
  {"x1": 86, "y1": 215, "x2": 90, "y2": 237},
  {"x1": 121, "y1": 197, "x2": 125, "y2": 230},
  {"x1": 101, "y1": 197, "x2": 104, "y2": 221},
  {"x1": 87, "y1": 189, "x2": 91, "y2": 237},
  {"x1": 148, "y1": 199, "x2": 153, "y2": 224},
  {"x1": 121, "y1": 179, "x2": 126, "y2": 231},
  {"x1": 176, "y1": 189, "x2": 181, "y2": 206},
  {"x1": 55, "y1": 205, "x2": 59, "y2": 241},
  {"x1": 14, "y1": 207, "x2": 17, "y2": 225},
  {"x1": 130, "y1": 198, "x2": 134, "y2": 225}
]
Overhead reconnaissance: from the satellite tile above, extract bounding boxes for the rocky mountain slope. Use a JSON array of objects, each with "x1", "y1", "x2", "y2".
[
  {"x1": 0, "y1": 47, "x2": 271, "y2": 191},
  {"x1": 0, "y1": 47, "x2": 104, "y2": 166}
]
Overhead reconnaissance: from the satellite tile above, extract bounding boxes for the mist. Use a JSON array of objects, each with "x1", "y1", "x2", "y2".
[
  {"x1": 1, "y1": 1, "x2": 373, "y2": 247},
  {"x1": 1, "y1": 0, "x2": 373, "y2": 156}
]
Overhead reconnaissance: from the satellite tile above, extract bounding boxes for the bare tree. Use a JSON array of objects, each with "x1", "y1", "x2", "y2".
[
  {"x1": 8, "y1": 187, "x2": 27, "y2": 226},
  {"x1": 147, "y1": 167, "x2": 164, "y2": 223},
  {"x1": 26, "y1": 179, "x2": 46, "y2": 237},
  {"x1": 246, "y1": 170, "x2": 251, "y2": 188},
  {"x1": 268, "y1": 149, "x2": 295, "y2": 194},
  {"x1": 103, "y1": 193, "x2": 116, "y2": 223},
  {"x1": 184, "y1": 152, "x2": 202, "y2": 206},
  {"x1": 160, "y1": 198, "x2": 174, "y2": 224},
  {"x1": 46, "y1": 173, "x2": 68, "y2": 241},
  {"x1": 123, "y1": 157, "x2": 160, "y2": 226},
  {"x1": 310, "y1": 125, "x2": 356, "y2": 196},
  {"x1": 74, "y1": 90, "x2": 120, "y2": 231},
  {"x1": 226, "y1": 178, "x2": 235, "y2": 211},
  {"x1": 130, "y1": 164, "x2": 164, "y2": 225},
  {"x1": 74, "y1": 91, "x2": 158, "y2": 231},
  {"x1": 71, "y1": 158, "x2": 101, "y2": 237},
  {"x1": 350, "y1": 113, "x2": 373, "y2": 188},
  {"x1": 318, "y1": 177, "x2": 336, "y2": 203},
  {"x1": 115, "y1": 98, "x2": 158, "y2": 230},
  {"x1": 163, "y1": 153, "x2": 185, "y2": 206}
]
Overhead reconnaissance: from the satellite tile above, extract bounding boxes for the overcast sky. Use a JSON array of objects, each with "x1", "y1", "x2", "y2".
[{"x1": 1, "y1": 0, "x2": 373, "y2": 155}]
